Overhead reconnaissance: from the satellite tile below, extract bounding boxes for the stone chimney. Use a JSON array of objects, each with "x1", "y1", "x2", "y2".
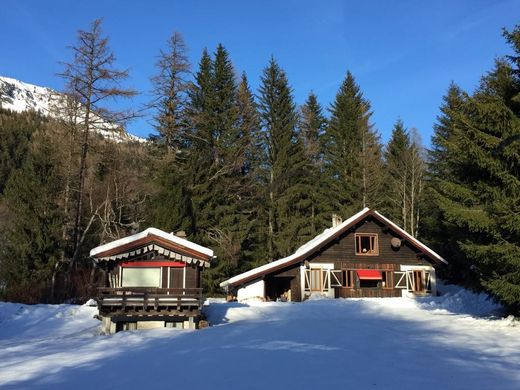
[{"x1": 332, "y1": 214, "x2": 342, "y2": 228}]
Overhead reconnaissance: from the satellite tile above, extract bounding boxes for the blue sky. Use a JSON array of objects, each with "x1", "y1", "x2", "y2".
[{"x1": 1, "y1": 0, "x2": 518, "y2": 146}]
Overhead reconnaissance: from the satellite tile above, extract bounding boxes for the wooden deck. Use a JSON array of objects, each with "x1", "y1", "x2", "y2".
[{"x1": 96, "y1": 287, "x2": 203, "y2": 316}]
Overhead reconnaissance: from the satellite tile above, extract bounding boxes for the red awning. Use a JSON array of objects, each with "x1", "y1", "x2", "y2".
[{"x1": 356, "y1": 269, "x2": 382, "y2": 280}]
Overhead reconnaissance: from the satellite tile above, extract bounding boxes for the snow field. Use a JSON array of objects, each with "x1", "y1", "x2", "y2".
[{"x1": 0, "y1": 286, "x2": 519, "y2": 389}]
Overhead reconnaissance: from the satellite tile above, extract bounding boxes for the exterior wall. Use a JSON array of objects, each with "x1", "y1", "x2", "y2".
[
  {"x1": 236, "y1": 279, "x2": 265, "y2": 302},
  {"x1": 231, "y1": 216, "x2": 440, "y2": 301},
  {"x1": 309, "y1": 219, "x2": 430, "y2": 267}
]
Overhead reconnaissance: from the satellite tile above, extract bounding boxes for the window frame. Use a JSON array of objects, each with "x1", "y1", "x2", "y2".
[
  {"x1": 355, "y1": 233, "x2": 379, "y2": 256},
  {"x1": 381, "y1": 271, "x2": 393, "y2": 289},
  {"x1": 342, "y1": 269, "x2": 355, "y2": 288}
]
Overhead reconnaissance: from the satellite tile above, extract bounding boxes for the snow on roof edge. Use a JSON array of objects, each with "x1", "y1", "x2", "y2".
[
  {"x1": 89, "y1": 227, "x2": 214, "y2": 258},
  {"x1": 372, "y1": 210, "x2": 447, "y2": 264},
  {"x1": 220, "y1": 208, "x2": 370, "y2": 288}
]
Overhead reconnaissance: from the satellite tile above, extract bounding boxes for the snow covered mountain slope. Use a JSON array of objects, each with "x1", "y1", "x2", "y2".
[
  {"x1": 0, "y1": 285, "x2": 518, "y2": 389},
  {"x1": 0, "y1": 76, "x2": 145, "y2": 143}
]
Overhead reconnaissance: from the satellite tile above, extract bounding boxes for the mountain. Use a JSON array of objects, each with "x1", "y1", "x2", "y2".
[{"x1": 0, "y1": 76, "x2": 146, "y2": 143}]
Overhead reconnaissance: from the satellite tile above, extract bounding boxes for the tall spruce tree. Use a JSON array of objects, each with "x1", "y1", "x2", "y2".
[
  {"x1": 150, "y1": 31, "x2": 191, "y2": 151},
  {"x1": 428, "y1": 26, "x2": 520, "y2": 314},
  {"x1": 0, "y1": 127, "x2": 64, "y2": 302},
  {"x1": 228, "y1": 73, "x2": 264, "y2": 268},
  {"x1": 258, "y1": 57, "x2": 307, "y2": 259},
  {"x1": 384, "y1": 119, "x2": 411, "y2": 227},
  {"x1": 148, "y1": 32, "x2": 193, "y2": 235},
  {"x1": 299, "y1": 92, "x2": 330, "y2": 237},
  {"x1": 324, "y1": 71, "x2": 383, "y2": 216}
]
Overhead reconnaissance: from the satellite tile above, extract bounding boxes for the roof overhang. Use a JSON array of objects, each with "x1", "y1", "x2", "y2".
[{"x1": 90, "y1": 228, "x2": 213, "y2": 268}]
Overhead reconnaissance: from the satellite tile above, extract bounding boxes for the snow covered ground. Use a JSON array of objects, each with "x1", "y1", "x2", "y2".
[{"x1": 0, "y1": 286, "x2": 519, "y2": 389}]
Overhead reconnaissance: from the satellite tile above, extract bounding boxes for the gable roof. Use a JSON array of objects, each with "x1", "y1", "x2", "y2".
[
  {"x1": 220, "y1": 208, "x2": 447, "y2": 288},
  {"x1": 90, "y1": 228, "x2": 214, "y2": 268}
]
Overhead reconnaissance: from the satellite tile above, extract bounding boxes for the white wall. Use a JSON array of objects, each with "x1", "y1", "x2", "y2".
[{"x1": 236, "y1": 279, "x2": 265, "y2": 302}]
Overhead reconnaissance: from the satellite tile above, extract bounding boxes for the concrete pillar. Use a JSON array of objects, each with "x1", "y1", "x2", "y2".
[
  {"x1": 102, "y1": 317, "x2": 111, "y2": 334},
  {"x1": 175, "y1": 322, "x2": 183, "y2": 329},
  {"x1": 165, "y1": 322, "x2": 174, "y2": 328},
  {"x1": 110, "y1": 320, "x2": 117, "y2": 334},
  {"x1": 128, "y1": 322, "x2": 137, "y2": 330}
]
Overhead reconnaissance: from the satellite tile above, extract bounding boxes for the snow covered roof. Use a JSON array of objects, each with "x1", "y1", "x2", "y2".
[
  {"x1": 90, "y1": 228, "x2": 214, "y2": 267},
  {"x1": 220, "y1": 208, "x2": 447, "y2": 288}
]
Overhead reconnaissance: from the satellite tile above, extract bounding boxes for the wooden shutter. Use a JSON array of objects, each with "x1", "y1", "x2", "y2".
[
  {"x1": 394, "y1": 271, "x2": 407, "y2": 289},
  {"x1": 330, "y1": 270, "x2": 343, "y2": 287},
  {"x1": 407, "y1": 271, "x2": 415, "y2": 292},
  {"x1": 322, "y1": 270, "x2": 329, "y2": 292},
  {"x1": 425, "y1": 271, "x2": 431, "y2": 293},
  {"x1": 304, "y1": 269, "x2": 311, "y2": 292}
]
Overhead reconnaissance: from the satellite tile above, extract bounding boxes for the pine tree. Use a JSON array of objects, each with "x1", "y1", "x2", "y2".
[
  {"x1": 428, "y1": 25, "x2": 520, "y2": 313},
  {"x1": 298, "y1": 92, "x2": 330, "y2": 237},
  {"x1": 258, "y1": 57, "x2": 307, "y2": 259},
  {"x1": 323, "y1": 71, "x2": 382, "y2": 216},
  {"x1": 0, "y1": 127, "x2": 65, "y2": 302},
  {"x1": 150, "y1": 31, "x2": 191, "y2": 151},
  {"x1": 384, "y1": 119, "x2": 411, "y2": 227}
]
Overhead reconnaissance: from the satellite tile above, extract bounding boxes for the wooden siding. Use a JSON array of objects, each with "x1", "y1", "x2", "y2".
[
  {"x1": 308, "y1": 218, "x2": 430, "y2": 267},
  {"x1": 185, "y1": 264, "x2": 200, "y2": 289},
  {"x1": 170, "y1": 268, "x2": 184, "y2": 289}
]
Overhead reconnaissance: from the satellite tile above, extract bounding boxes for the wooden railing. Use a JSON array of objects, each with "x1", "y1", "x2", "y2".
[{"x1": 96, "y1": 287, "x2": 203, "y2": 312}]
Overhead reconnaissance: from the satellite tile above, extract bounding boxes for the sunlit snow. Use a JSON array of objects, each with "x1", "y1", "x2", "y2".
[{"x1": 0, "y1": 285, "x2": 518, "y2": 389}]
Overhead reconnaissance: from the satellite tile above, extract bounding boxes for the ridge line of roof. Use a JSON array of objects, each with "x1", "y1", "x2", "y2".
[{"x1": 89, "y1": 227, "x2": 214, "y2": 258}]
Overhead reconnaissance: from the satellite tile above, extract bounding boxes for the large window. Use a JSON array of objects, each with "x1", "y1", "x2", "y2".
[
  {"x1": 121, "y1": 267, "x2": 161, "y2": 287},
  {"x1": 355, "y1": 233, "x2": 379, "y2": 256}
]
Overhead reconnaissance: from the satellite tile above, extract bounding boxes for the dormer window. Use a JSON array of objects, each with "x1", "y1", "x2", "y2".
[{"x1": 355, "y1": 233, "x2": 378, "y2": 256}]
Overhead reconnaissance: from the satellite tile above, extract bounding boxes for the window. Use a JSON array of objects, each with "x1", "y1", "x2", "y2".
[
  {"x1": 121, "y1": 267, "x2": 161, "y2": 287},
  {"x1": 359, "y1": 279, "x2": 379, "y2": 288},
  {"x1": 342, "y1": 270, "x2": 355, "y2": 288},
  {"x1": 310, "y1": 269, "x2": 322, "y2": 291},
  {"x1": 355, "y1": 233, "x2": 379, "y2": 255},
  {"x1": 412, "y1": 270, "x2": 424, "y2": 292},
  {"x1": 382, "y1": 271, "x2": 393, "y2": 289}
]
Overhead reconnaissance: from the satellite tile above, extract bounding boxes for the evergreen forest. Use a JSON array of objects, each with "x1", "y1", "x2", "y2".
[{"x1": 0, "y1": 21, "x2": 519, "y2": 315}]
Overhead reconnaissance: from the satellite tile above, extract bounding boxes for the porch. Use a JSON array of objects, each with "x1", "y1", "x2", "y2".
[{"x1": 97, "y1": 287, "x2": 203, "y2": 314}]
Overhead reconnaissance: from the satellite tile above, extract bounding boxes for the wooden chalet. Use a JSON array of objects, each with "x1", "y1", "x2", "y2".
[
  {"x1": 90, "y1": 228, "x2": 214, "y2": 333},
  {"x1": 220, "y1": 208, "x2": 447, "y2": 302}
]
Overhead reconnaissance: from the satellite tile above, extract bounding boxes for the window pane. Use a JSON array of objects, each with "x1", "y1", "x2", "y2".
[{"x1": 122, "y1": 268, "x2": 161, "y2": 287}]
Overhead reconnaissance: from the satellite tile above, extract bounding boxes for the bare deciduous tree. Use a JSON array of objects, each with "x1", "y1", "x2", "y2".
[{"x1": 59, "y1": 19, "x2": 136, "y2": 271}]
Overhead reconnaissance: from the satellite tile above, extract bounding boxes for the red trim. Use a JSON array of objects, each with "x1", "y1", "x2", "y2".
[
  {"x1": 121, "y1": 261, "x2": 186, "y2": 268},
  {"x1": 356, "y1": 269, "x2": 382, "y2": 280}
]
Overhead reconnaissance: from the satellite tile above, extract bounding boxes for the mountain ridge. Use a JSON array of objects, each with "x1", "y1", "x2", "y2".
[{"x1": 0, "y1": 76, "x2": 146, "y2": 143}]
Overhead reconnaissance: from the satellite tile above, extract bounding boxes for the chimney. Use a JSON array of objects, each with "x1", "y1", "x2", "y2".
[
  {"x1": 175, "y1": 230, "x2": 187, "y2": 238},
  {"x1": 332, "y1": 214, "x2": 342, "y2": 228}
]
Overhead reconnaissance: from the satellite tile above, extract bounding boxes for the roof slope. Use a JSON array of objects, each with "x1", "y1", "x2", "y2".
[
  {"x1": 220, "y1": 208, "x2": 447, "y2": 288},
  {"x1": 90, "y1": 227, "x2": 214, "y2": 258}
]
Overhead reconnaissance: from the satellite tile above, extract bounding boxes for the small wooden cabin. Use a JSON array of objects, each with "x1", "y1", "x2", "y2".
[
  {"x1": 220, "y1": 208, "x2": 447, "y2": 302},
  {"x1": 90, "y1": 228, "x2": 214, "y2": 333}
]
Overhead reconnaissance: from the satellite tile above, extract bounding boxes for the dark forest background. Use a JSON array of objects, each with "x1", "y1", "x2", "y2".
[{"x1": 0, "y1": 21, "x2": 519, "y2": 314}]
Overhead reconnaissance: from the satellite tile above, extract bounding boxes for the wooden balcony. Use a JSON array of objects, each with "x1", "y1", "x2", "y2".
[{"x1": 96, "y1": 287, "x2": 203, "y2": 316}]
